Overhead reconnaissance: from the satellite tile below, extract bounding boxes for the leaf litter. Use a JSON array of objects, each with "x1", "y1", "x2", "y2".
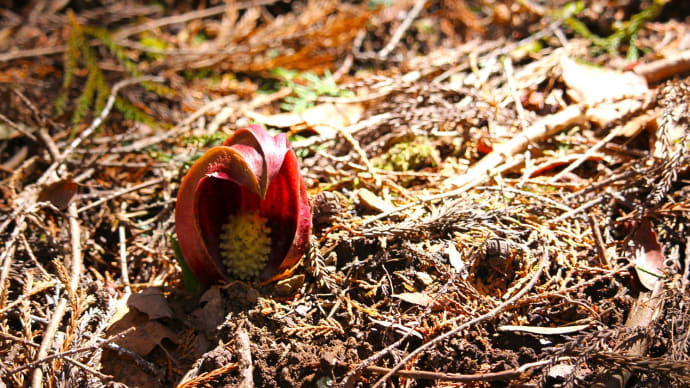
[{"x1": 0, "y1": 1, "x2": 690, "y2": 387}]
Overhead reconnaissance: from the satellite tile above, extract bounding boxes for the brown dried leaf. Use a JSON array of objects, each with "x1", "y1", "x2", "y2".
[
  {"x1": 393, "y1": 292, "x2": 434, "y2": 307},
  {"x1": 631, "y1": 219, "x2": 666, "y2": 291},
  {"x1": 106, "y1": 304, "x2": 179, "y2": 356},
  {"x1": 127, "y1": 287, "x2": 174, "y2": 320},
  {"x1": 357, "y1": 188, "x2": 394, "y2": 213},
  {"x1": 191, "y1": 287, "x2": 226, "y2": 335},
  {"x1": 37, "y1": 178, "x2": 77, "y2": 210}
]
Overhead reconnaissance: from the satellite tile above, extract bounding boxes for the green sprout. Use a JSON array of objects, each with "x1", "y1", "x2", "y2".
[{"x1": 271, "y1": 68, "x2": 352, "y2": 112}]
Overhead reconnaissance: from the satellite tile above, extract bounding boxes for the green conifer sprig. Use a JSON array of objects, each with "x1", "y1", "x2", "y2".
[
  {"x1": 561, "y1": 0, "x2": 667, "y2": 58},
  {"x1": 83, "y1": 26, "x2": 175, "y2": 97},
  {"x1": 114, "y1": 97, "x2": 159, "y2": 127},
  {"x1": 56, "y1": 10, "x2": 173, "y2": 134}
]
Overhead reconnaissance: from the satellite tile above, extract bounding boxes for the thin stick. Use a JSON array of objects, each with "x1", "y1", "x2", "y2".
[
  {"x1": 0, "y1": 279, "x2": 55, "y2": 317},
  {"x1": 477, "y1": 185, "x2": 574, "y2": 212},
  {"x1": 30, "y1": 301, "x2": 67, "y2": 385},
  {"x1": 588, "y1": 215, "x2": 610, "y2": 268},
  {"x1": 518, "y1": 263, "x2": 633, "y2": 305},
  {"x1": 503, "y1": 57, "x2": 528, "y2": 129},
  {"x1": 27, "y1": 314, "x2": 158, "y2": 374},
  {"x1": 63, "y1": 76, "x2": 164, "y2": 162},
  {"x1": 0, "y1": 112, "x2": 37, "y2": 141},
  {"x1": 77, "y1": 177, "x2": 164, "y2": 213},
  {"x1": 31, "y1": 202, "x2": 83, "y2": 388},
  {"x1": 551, "y1": 196, "x2": 604, "y2": 224},
  {"x1": 0, "y1": 243, "x2": 17, "y2": 310},
  {"x1": 357, "y1": 357, "x2": 568, "y2": 383},
  {"x1": 378, "y1": 0, "x2": 427, "y2": 58},
  {"x1": 550, "y1": 122, "x2": 627, "y2": 183},
  {"x1": 109, "y1": 93, "x2": 242, "y2": 153},
  {"x1": 681, "y1": 237, "x2": 690, "y2": 292},
  {"x1": 333, "y1": 125, "x2": 381, "y2": 186},
  {"x1": 0, "y1": 332, "x2": 112, "y2": 381},
  {"x1": 371, "y1": 248, "x2": 548, "y2": 388},
  {"x1": 60, "y1": 356, "x2": 112, "y2": 382},
  {"x1": 37, "y1": 129, "x2": 62, "y2": 162},
  {"x1": 0, "y1": 216, "x2": 25, "y2": 309},
  {"x1": 119, "y1": 202, "x2": 131, "y2": 294},
  {"x1": 236, "y1": 326, "x2": 254, "y2": 388},
  {"x1": 14, "y1": 334, "x2": 123, "y2": 377},
  {"x1": 292, "y1": 113, "x2": 392, "y2": 150},
  {"x1": 0, "y1": 45, "x2": 67, "y2": 62}
]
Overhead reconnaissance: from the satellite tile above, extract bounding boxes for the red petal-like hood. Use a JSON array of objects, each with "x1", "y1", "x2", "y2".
[{"x1": 175, "y1": 125, "x2": 311, "y2": 286}]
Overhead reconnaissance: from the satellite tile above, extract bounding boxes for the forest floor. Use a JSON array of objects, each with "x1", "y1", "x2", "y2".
[{"x1": 1, "y1": 0, "x2": 690, "y2": 387}]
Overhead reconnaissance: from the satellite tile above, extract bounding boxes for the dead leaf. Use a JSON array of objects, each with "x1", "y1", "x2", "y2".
[
  {"x1": 631, "y1": 219, "x2": 666, "y2": 291},
  {"x1": 274, "y1": 274, "x2": 305, "y2": 296},
  {"x1": 393, "y1": 292, "x2": 434, "y2": 307},
  {"x1": 529, "y1": 154, "x2": 606, "y2": 177},
  {"x1": 586, "y1": 98, "x2": 649, "y2": 127},
  {"x1": 618, "y1": 110, "x2": 661, "y2": 138},
  {"x1": 357, "y1": 188, "x2": 394, "y2": 213},
  {"x1": 127, "y1": 287, "x2": 174, "y2": 320},
  {"x1": 245, "y1": 102, "x2": 364, "y2": 138},
  {"x1": 106, "y1": 306, "x2": 180, "y2": 356},
  {"x1": 191, "y1": 287, "x2": 226, "y2": 335},
  {"x1": 0, "y1": 121, "x2": 35, "y2": 140},
  {"x1": 38, "y1": 178, "x2": 77, "y2": 210},
  {"x1": 415, "y1": 271, "x2": 433, "y2": 286},
  {"x1": 446, "y1": 243, "x2": 467, "y2": 276},
  {"x1": 561, "y1": 56, "x2": 648, "y2": 104}
]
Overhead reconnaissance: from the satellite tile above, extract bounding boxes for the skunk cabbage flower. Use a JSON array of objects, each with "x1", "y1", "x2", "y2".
[{"x1": 175, "y1": 125, "x2": 311, "y2": 285}]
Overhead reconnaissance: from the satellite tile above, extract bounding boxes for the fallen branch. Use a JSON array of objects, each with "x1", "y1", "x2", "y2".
[{"x1": 443, "y1": 103, "x2": 587, "y2": 189}]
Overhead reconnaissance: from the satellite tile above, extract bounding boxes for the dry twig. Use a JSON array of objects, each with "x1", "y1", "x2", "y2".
[{"x1": 371, "y1": 246, "x2": 549, "y2": 387}]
